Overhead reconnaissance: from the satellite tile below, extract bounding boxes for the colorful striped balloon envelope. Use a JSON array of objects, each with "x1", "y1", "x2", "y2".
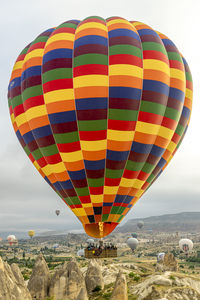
[{"x1": 8, "y1": 17, "x2": 193, "y2": 238}]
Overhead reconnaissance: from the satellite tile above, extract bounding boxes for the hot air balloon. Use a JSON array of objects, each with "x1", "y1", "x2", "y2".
[
  {"x1": 127, "y1": 237, "x2": 138, "y2": 252},
  {"x1": 157, "y1": 252, "x2": 165, "y2": 262},
  {"x1": 8, "y1": 16, "x2": 193, "y2": 239},
  {"x1": 7, "y1": 235, "x2": 17, "y2": 246},
  {"x1": 28, "y1": 230, "x2": 35, "y2": 239},
  {"x1": 179, "y1": 238, "x2": 193, "y2": 254},
  {"x1": 77, "y1": 248, "x2": 85, "y2": 257},
  {"x1": 137, "y1": 221, "x2": 144, "y2": 230},
  {"x1": 131, "y1": 233, "x2": 138, "y2": 238},
  {"x1": 55, "y1": 210, "x2": 60, "y2": 216}
]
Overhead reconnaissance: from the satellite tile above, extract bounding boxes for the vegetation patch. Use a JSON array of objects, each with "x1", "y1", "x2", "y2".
[{"x1": 129, "y1": 272, "x2": 140, "y2": 282}]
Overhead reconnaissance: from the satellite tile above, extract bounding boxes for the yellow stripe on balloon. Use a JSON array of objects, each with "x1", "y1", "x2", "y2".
[
  {"x1": 107, "y1": 18, "x2": 132, "y2": 26},
  {"x1": 109, "y1": 65, "x2": 143, "y2": 78},
  {"x1": 15, "y1": 112, "x2": 27, "y2": 127},
  {"x1": 186, "y1": 88, "x2": 192, "y2": 99},
  {"x1": 76, "y1": 22, "x2": 107, "y2": 32},
  {"x1": 136, "y1": 122, "x2": 160, "y2": 135},
  {"x1": 45, "y1": 33, "x2": 74, "y2": 45},
  {"x1": 80, "y1": 140, "x2": 107, "y2": 151},
  {"x1": 170, "y1": 68, "x2": 185, "y2": 81},
  {"x1": 12, "y1": 61, "x2": 23, "y2": 71},
  {"x1": 107, "y1": 129, "x2": 134, "y2": 141},
  {"x1": 121, "y1": 178, "x2": 145, "y2": 188},
  {"x1": 24, "y1": 49, "x2": 44, "y2": 62},
  {"x1": 72, "y1": 208, "x2": 86, "y2": 216},
  {"x1": 143, "y1": 60, "x2": 170, "y2": 75},
  {"x1": 103, "y1": 186, "x2": 119, "y2": 194},
  {"x1": 10, "y1": 113, "x2": 15, "y2": 124},
  {"x1": 158, "y1": 126, "x2": 174, "y2": 139},
  {"x1": 44, "y1": 89, "x2": 74, "y2": 104},
  {"x1": 33, "y1": 160, "x2": 40, "y2": 171},
  {"x1": 82, "y1": 203, "x2": 93, "y2": 208},
  {"x1": 135, "y1": 189, "x2": 144, "y2": 198},
  {"x1": 90, "y1": 195, "x2": 104, "y2": 203},
  {"x1": 25, "y1": 105, "x2": 47, "y2": 121},
  {"x1": 60, "y1": 151, "x2": 83, "y2": 162},
  {"x1": 42, "y1": 162, "x2": 67, "y2": 176},
  {"x1": 167, "y1": 141, "x2": 177, "y2": 153},
  {"x1": 73, "y1": 75, "x2": 109, "y2": 87}
]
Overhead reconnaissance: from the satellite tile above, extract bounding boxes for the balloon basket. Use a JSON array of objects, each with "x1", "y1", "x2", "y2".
[{"x1": 85, "y1": 248, "x2": 117, "y2": 259}]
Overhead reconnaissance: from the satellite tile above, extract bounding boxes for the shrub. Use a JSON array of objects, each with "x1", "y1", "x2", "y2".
[
  {"x1": 23, "y1": 274, "x2": 29, "y2": 281},
  {"x1": 103, "y1": 292, "x2": 112, "y2": 299},
  {"x1": 129, "y1": 272, "x2": 140, "y2": 282},
  {"x1": 92, "y1": 285, "x2": 102, "y2": 292},
  {"x1": 189, "y1": 265, "x2": 195, "y2": 269},
  {"x1": 169, "y1": 275, "x2": 175, "y2": 280}
]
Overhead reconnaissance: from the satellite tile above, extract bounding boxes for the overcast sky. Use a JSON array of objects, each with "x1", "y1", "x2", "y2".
[{"x1": 0, "y1": 0, "x2": 200, "y2": 237}]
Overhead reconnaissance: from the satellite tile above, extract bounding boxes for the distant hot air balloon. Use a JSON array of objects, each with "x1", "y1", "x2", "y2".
[
  {"x1": 127, "y1": 237, "x2": 138, "y2": 252},
  {"x1": 53, "y1": 243, "x2": 59, "y2": 249},
  {"x1": 86, "y1": 238, "x2": 94, "y2": 245},
  {"x1": 28, "y1": 230, "x2": 35, "y2": 239},
  {"x1": 137, "y1": 221, "x2": 144, "y2": 230},
  {"x1": 8, "y1": 17, "x2": 193, "y2": 239},
  {"x1": 55, "y1": 210, "x2": 60, "y2": 216},
  {"x1": 77, "y1": 248, "x2": 85, "y2": 257},
  {"x1": 7, "y1": 235, "x2": 17, "y2": 246},
  {"x1": 179, "y1": 239, "x2": 193, "y2": 254},
  {"x1": 131, "y1": 233, "x2": 138, "y2": 238},
  {"x1": 157, "y1": 252, "x2": 165, "y2": 262},
  {"x1": 0, "y1": 237, "x2": 2, "y2": 242}
]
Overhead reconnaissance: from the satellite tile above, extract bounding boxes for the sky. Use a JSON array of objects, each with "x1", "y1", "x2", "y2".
[{"x1": 0, "y1": 0, "x2": 200, "y2": 237}]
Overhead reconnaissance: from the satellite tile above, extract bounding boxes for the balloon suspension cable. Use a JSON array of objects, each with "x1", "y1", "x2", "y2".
[{"x1": 99, "y1": 222, "x2": 104, "y2": 238}]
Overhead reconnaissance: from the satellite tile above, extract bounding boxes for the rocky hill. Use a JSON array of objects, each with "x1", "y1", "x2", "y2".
[
  {"x1": 117, "y1": 212, "x2": 200, "y2": 233},
  {"x1": 1, "y1": 254, "x2": 200, "y2": 300}
]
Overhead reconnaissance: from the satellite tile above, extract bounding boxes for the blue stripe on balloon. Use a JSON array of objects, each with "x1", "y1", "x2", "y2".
[
  {"x1": 74, "y1": 35, "x2": 108, "y2": 47},
  {"x1": 169, "y1": 87, "x2": 185, "y2": 102},
  {"x1": 21, "y1": 66, "x2": 41, "y2": 80},
  {"x1": 48, "y1": 111, "x2": 76, "y2": 124},
  {"x1": 131, "y1": 142, "x2": 152, "y2": 153},
  {"x1": 84, "y1": 159, "x2": 105, "y2": 170},
  {"x1": 8, "y1": 77, "x2": 21, "y2": 90},
  {"x1": 23, "y1": 131, "x2": 35, "y2": 144},
  {"x1": 107, "y1": 150, "x2": 129, "y2": 161},
  {"x1": 16, "y1": 129, "x2": 22, "y2": 141},
  {"x1": 109, "y1": 87, "x2": 142, "y2": 100},
  {"x1": 108, "y1": 29, "x2": 140, "y2": 40},
  {"x1": 161, "y1": 39, "x2": 176, "y2": 46},
  {"x1": 68, "y1": 169, "x2": 86, "y2": 180},
  {"x1": 151, "y1": 145, "x2": 165, "y2": 157},
  {"x1": 138, "y1": 29, "x2": 158, "y2": 36},
  {"x1": 53, "y1": 180, "x2": 72, "y2": 190},
  {"x1": 103, "y1": 202, "x2": 113, "y2": 206},
  {"x1": 182, "y1": 106, "x2": 191, "y2": 119},
  {"x1": 157, "y1": 157, "x2": 166, "y2": 169},
  {"x1": 32, "y1": 125, "x2": 52, "y2": 139},
  {"x1": 76, "y1": 98, "x2": 107, "y2": 110},
  {"x1": 43, "y1": 48, "x2": 72, "y2": 64},
  {"x1": 143, "y1": 80, "x2": 169, "y2": 96}
]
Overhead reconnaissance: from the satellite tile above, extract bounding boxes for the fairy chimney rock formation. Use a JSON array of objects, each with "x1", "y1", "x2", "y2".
[
  {"x1": 110, "y1": 270, "x2": 128, "y2": 300},
  {"x1": 27, "y1": 254, "x2": 50, "y2": 300},
  {"x1": 85, "y1": 259, "x2": 104, "y2": 293},
  {"x1": 0, "y1": 257, "x2": 31, "y2": 300},
  {"x1": 49, "y1": 258, "x2": 88, "y2": 300}
]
